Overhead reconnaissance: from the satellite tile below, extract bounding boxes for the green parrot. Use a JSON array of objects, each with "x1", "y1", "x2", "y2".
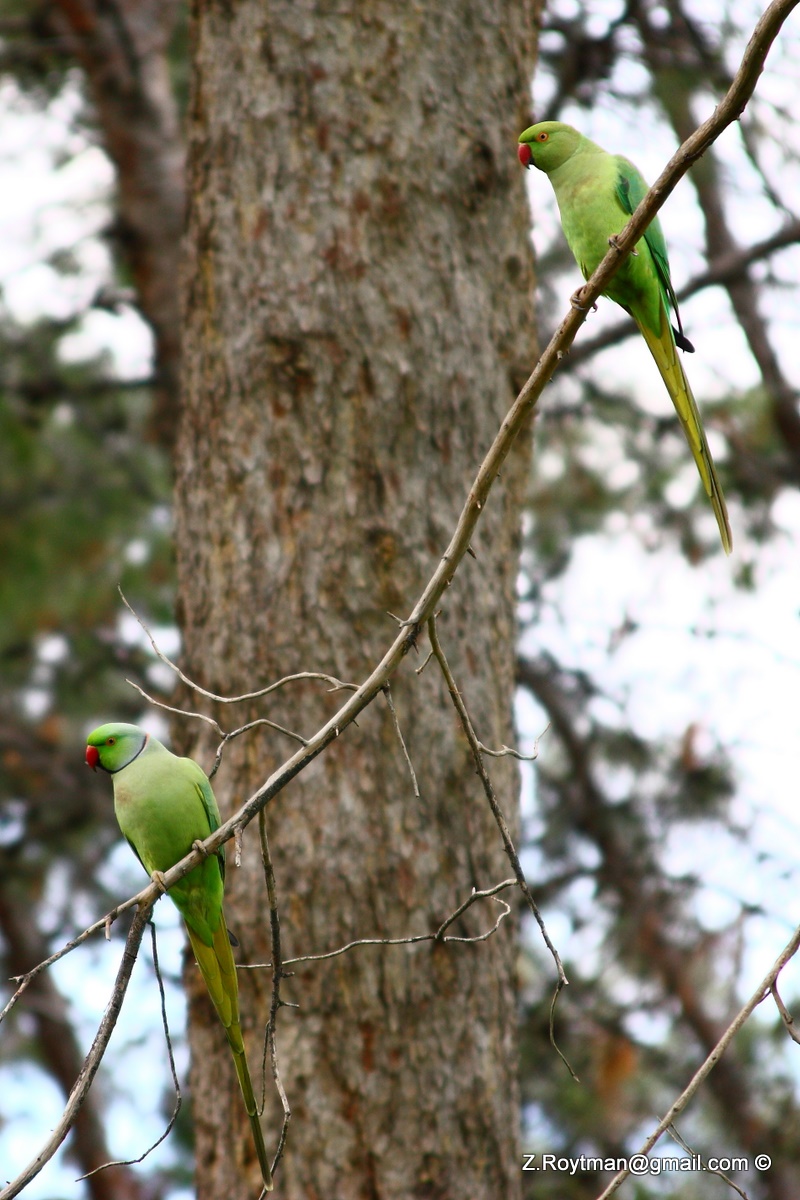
[
  {"x1": 518, "y1": 120, "x2": 732, "y2": 554},
  {"x1": 86, "y1": 722, "x2": 273, "y2": 1192}
]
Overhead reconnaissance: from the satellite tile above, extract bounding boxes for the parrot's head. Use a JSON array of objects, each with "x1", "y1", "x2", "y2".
[
  {"x1": 518, "y1": 122, "x2": 582, "y2": 174},
  {"x1": 86, "y1": 723, "x2": 148, "y2": 773}
]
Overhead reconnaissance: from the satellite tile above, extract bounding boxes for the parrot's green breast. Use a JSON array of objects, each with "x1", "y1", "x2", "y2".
[
  {"x1": 114, "y1": 756, "x2": 202, "y2": 869},
  {"x1": 548, "y1": 151, "x2": 663, "y2": 337},
  {"x1": 112, "y1": 743, "x2": 225, "y2": 944}
]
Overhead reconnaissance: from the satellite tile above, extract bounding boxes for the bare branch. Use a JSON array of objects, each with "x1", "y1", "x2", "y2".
[
  {"x1": 207, "y1": 720, "x2": 309, "y2": 781},
  {"x1": 78, "y1": 920, "x2": 183, "y2": 1178},
  {"x1": 427, "y1": 618, "x2": 563, "y2": 971},
  {"x1": 477, "y1": 736, "x2": 543, "y2": 762},
  {"x1": 0, "y1": 900, "x2": 151, "y2": 1027},
  {"x1": 382, "y1": 684, "x2": 421, "y2": 800},
  {"x1": 126, "y1": 679, "x2": 224, "y2": 734},
  {"x1": 426, "y1": 615, "x2": 575, "y2": 1079},
  {"x1": 0, "y1": 877, "x2": 150, "y2": 1200},
  {"x1": 770, "y1": 981, "x2": 800, "y2": 1045},
  {"x1": 433, "y1": 881, "x2": 516, "y2": 942},
  {"x1": 0, "y1": 903, "x2": 153, "y2": 1200},
  {"x1": 120, "y1": 588, "x2": 356, "y2": 704},
  {"x1": 127, "y1": 674, "x2": 310, "y2": 769},
  {"x1": 238, "y1": 880, "x2": 517, "y2": 968},
  {"x1": 594, "y1": 920, "x2": 800, "y2": 1200},
  {"x1": 258, "y1": 812, "x2": 291, "y2": 1179},
  {"x1": 667, "y1": 1124, "x2": 751, "y2": 1200}
]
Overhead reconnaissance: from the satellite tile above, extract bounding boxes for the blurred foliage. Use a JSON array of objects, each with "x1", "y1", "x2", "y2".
[
  {"x1": 0, "y1": 306, "x2": 172, "y2": 726},
  {"x1": 0, "y1": 314, "x2": 171, "y2": 678}
]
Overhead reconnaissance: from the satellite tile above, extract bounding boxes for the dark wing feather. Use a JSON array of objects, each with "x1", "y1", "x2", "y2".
[{"x1": 615, "y1": 156, "x2": 694, "y2": 352}]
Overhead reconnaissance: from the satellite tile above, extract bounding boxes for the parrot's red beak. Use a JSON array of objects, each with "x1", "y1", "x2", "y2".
[
  {"x1": 518, "y1": 142, "x2": 532, "y2": 168},
  {"x1": 85, "y1": 745, "x2": 100, "y2": 771}
]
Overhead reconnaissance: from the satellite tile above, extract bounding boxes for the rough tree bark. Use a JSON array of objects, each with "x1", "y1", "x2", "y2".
[{"x1": 176, "y1": 2, "x2": 539, "y2": 1195}]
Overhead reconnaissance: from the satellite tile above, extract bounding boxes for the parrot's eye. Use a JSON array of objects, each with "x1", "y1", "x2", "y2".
[
  {"x1": 536, "y1": 132, "x2": 549, "y2": 143},
  {"x1": 106, "y1": 737, "x2": 116, "y2": 745}
]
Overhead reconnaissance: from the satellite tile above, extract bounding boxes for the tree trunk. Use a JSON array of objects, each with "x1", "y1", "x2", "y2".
[{"x1": 176, "y1": 2, "x2": 538, "y2": 1195}]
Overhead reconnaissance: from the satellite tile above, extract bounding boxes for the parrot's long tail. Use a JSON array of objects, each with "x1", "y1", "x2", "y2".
[
  {"x1": 187, "y1": 923, "x2": 274, "y2": 1192},
  {"x1": 637, "y1": 309, "x2": 732, "y2": 554}
]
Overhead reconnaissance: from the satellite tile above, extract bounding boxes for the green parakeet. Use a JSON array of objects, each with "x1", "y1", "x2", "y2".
[
  {"x1": 518, "y1": 120, "x2": 732, "y2": 554},
  {"x1": 86, "y1": 722, "x2": 273, "y2": 1192}
]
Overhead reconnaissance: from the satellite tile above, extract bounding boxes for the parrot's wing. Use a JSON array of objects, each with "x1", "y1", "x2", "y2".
[
  {"x1": 187, "y1": 763, "x2": 226, "y2": 880},
  {"x1": 125, "y1": 835, "x2": 147, "y2": 874},
  {"x1": 615, "y1": 156, "x2": 694, "y2": 353}
]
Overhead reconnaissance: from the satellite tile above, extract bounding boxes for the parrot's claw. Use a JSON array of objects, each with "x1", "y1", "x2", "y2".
[
  {"x1": 150, "y1": 870, "x2": 168, "y2": 894},
  {"x1": 570, "y1": 294, "x2": 597, "y2": 314},
  {"x1": 192, "y1": 838, "x2": 210, "y2": 859},
  {"x1": 607, "y1": 233, "x2": 637, "y2": 254}
]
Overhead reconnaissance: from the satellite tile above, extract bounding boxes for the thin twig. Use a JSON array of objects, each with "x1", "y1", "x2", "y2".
[
  {"x1": 415, "y1": 648, "x2": 435, "y2": 675},
  {"x1": 126, "y1": 679, "x2": 224, "y2": 733},
  {"x1": 477, "y1": 737, "x2": 542, "y2": 762},
  {"x1": 436, "y1": 897, "x2": 512, "y2": 944},
  {"x1": 77, "y1": 919, "x2": 182, "y2": 1178},
  {"x1": 126, "y1": 683, "x2": 310, "y2": 759},
  {"x1": 426, "y1": 615, "x2": 575, "y2": 1079},
  {"x1": 433, "y1": 881, "x2": 516, "y2": 941},
  {"x1": 382, "y1": 684, "x2": 420, "y2": 800},
  {"x1": 207, "y1": 719, "x2": 308, "y2": 781},
  {"x1": 120, "y1": 588, "x2": 355, "y2": 703},
  {"x1": 0, "y1": 900, "x2": 151, "y2": 1026},
  {"x1": 593, "y1": 920, "x2": 800, "y2": 1200},
  {"x1": 238, "y1": 881, "x2": 517, "y2": 968},
  {"x1": 0, "y1": 903, "x2": 153, "y2": 1200},
  {"x1": 770, "y1": 981, "x2": 800, "y2": 1045},
  {"x1": 258, "y1": 812, "x2": 291, "y2": 1178},
  {"x1": 667, "y1": 1124, "x2": 751, "y2": 1200}
]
